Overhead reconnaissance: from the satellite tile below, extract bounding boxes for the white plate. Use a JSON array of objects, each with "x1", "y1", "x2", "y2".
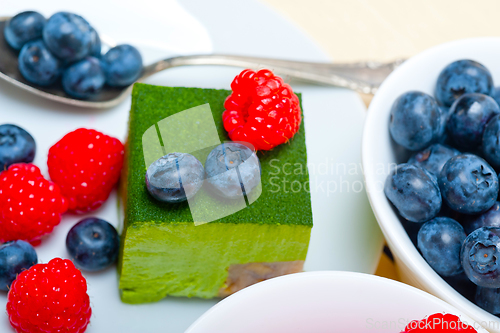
[
  {"x1": 0, "y1": 0, "x2": 384, "y2": 332},
  {"x1": 187, "y1": 271, "x2": 489, "y2": 333}
]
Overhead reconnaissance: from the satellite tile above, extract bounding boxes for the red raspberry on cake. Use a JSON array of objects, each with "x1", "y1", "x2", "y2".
[
  {"x1": 401, "y1": 313, "x2": 477, "y2": 332},
  {"x1": 48, "y1": 128, "x2": 124, "y2": 213},
  {"x1": 222, "y1": 69, "x2": 302, "y2": 150},
  {"x1": 0, "y1": 163, "x2": 67, "y2": 244},
  {"x1": 7, "y1": 258, "x2": 92, "y2": 333}
]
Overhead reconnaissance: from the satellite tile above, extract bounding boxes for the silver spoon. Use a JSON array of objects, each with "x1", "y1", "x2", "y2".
[{"x1": 0, "y1": 17, "x2": 404, "y2": 109}]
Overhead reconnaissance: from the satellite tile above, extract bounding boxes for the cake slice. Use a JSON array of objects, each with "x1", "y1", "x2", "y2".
[{"x1": 118, "y1": 83, "x2": 313, "y2": 303}]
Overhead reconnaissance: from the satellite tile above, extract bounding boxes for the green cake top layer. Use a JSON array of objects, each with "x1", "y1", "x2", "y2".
[{"x1": 125, "y1": 83, "x2": 312, "y2": 227}]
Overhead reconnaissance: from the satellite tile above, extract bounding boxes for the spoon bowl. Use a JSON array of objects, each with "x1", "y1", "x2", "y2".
[
  {"x1": 0, "y1": 16, "x2": 403, "y2": 109},
  {"x1": 0, "y1": 17, "x2": 131, "y2": 108}
]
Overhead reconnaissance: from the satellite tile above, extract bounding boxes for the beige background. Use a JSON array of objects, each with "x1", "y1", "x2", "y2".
[{"x1": 260, "y1": 0, "x2": 500, "y2": 62}]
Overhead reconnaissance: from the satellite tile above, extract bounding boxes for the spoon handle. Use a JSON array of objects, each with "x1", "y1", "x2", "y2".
[{"x1": 142, "y1": 54, "x2": 405, "y2": 94}]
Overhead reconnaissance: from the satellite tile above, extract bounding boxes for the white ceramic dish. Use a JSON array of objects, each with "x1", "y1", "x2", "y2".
[
  {"x1": 0, "y1": 0, "x2": 383, "y2": 332},
  {"x1": 362, "y1": 37, "x2": 500, "y2": 332},
  {"x1": 187, "y1": 271, "x2": 489, "y2": 333}
]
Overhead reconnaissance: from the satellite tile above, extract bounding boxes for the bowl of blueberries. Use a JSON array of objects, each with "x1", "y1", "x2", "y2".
[{"x1": 363, "y1": 37, "x2": 500, "y2": 331}]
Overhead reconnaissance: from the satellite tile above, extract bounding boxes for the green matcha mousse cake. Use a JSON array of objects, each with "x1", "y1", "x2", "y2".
[{"x1": 118, "y1": 83, "x2": 313, "y2": 304}]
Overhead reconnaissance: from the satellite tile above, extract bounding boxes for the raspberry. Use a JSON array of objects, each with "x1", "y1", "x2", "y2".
[
  {"x1": 401, "y1": 313, "x2": 477, "y2": 332},
  {"x1": 47, "y1": 128, "x2": 124, "y2": 213},
  {"x1": 222, "y1": 69, "x2": 302, "y2": 150},
  {"x1": 0, "y1": 163, "x2": 67, "y2": 244},
  {"x1": 7, "y1": 258, "x2": 91, "y2": 333}
]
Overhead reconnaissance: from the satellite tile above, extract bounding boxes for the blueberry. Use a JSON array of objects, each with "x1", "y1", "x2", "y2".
[
  {"x1": 0, "y1": 124, "x2": 35, "y2": 170},
  {"x1": 483, "y1": 114, "x2": 500, "y2": 169},
  {"x1": 435, "y1": 60, "x2": 494, "y2": 107},
  {"x1": 146, "y1": 153, "x2": 204, "y2": 203},
  {"x1": 18, "y1": 39, "x2": 62, "y2": 86},
  {"x1": 493, "y1": 87, "x2": 500, "y2": 107},
  {"x1": 66, "y1": 217, "x2": 119, "y2": 271},
  {"x1": 464, "y1": 202, "x2": 500, "y2": 235},
  {"x1": 389, "y1": 91, "x2": 441, "y2": 151},
  {"x1": 0, "y1": 240, "x2": 37, "y2": 291},
  {"x1": 417, "y1": 217, "x2": 466, "y2": 276},
  {"x1": 384, "y1": 164, "x2": 442, "y2": 223},
  {"x1": 102, "y1": 44, "x2": 142, "y2": 87},
  {"x1": 205, "y1": 142, "x2": 261, "y2": 199},
  {"x1": 62, "y1": 57, "x2": 105, "y2": 99},
  {"x1": 4, "y1": 11, "x2": 45, "y2": 50},
  {"x1": 43, "y1": 12, "x2": 92, "y2": 63},
  {"x1": 408, "y1": 144, "x2": 460, "y2": 176},
  {"x1": 438, "y1": 154, "x2": 498, "y2": 214},
  {"x1": 461, "y1": 227, "x2": 500, "y2": 288},
  {"x1": 475, "y1": 286, "x2": 500, "y2": 314},
  {"x1": 437, "y1": 106, "x2": 450, "y2": 143},
  {"x1": 89, "y1": 27, "x2": 101, "y2": 57},
  {"x1": 447, "y1": 93, "x2": 500, "y2": 149}
]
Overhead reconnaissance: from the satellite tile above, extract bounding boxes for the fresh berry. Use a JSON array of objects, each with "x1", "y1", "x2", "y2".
[
  {"x1": 146, "y1": 153, "x2": 204, "y2": 203},
  {"x1": 401, "y1": 313, "x2": 477, "y2": 332},
  {"x1": 384, "y1": 164, "x2": 442, "y2": 223},
  {"x1": 435, "y1": 59, "x2": 494, "y2": 107},
  {"x1": 475, "y1": 286, "x2": 500, "y2": 314},
  {"x1": 89, "y1": 27, "x2": 101, "y2": 57},
  {"x1": 66, "y1": 217, "x2": 119, "y2": 271},
  {"x1": 437, "y1": 106, "x2": 451, "y2": 143},
  {"x1": 492, "y1": 86, "x2": 500, "y2": 107},
  {"x1": 4, "y1": 11, "x2": 45, "y2": 50},
  {"x1": 482, "y1": 114, "x2": 500, "y2": 168},
  {"x1": 447, "y1": 93, "x2": 499, "y2": 149},
  {"x1": 43, "y1": 12, "x2": 92, "y2": 63},
  {"x1": 0, "y1": 240, "x2": 37, "y2": 291},
  {"x1": 438, "y1": 154, "x2": 498, "y2": 214},
  {"x1": 62, "y1": 57, "x2": 105, "y2": 99},
  {"x1": 389, "y1": 91, "x2": 441, "y2": 151},
  {"x1": 7, "y1": 258, "x2": 91, "y2": 333},
  {"x1": 0, "y1": 124, "x2": 36, "y2": 170},
  {"x1": 47, "y1": 128, "x2": 124, "y2": 213},
  {"x1": 417, "y1": 217, "x2": 466, "y2": 276},
  {"x1": 461, "y1": 227, "x2": 500, "y2": 288},
  {"x1": 0, "y1": 163, "x2": 67, "y2": 244},
  {"x1": 205, "y1": 142, "x2": 261, "y2": 199},
  {"x1": 408, "y1": 144, "x2": 460, "y2": 176},
  {"x1": 464, "y1": 202, "x2": 500, "y2": 234},
  {"x1": 18, "y1": 39, "x2": 62, "y2": 86},
  {"x1": 102, "y1": 44, "x2": 142, "y2": 87},
  {"x1": 222, "y1": 69, "x2": 302, "y2": 151}
]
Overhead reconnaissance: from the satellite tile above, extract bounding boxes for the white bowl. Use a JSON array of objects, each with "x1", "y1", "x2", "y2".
[
  {"x1": 362, "y1": 37, "x2": 500, "y2": 331},
  {"x1": 186, "y1": 271, "x2": 489, "y2": 333}
]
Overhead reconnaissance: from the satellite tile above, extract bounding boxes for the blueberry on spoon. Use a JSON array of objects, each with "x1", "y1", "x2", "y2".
[
  {"x1": 18, "y1": 39, "x2": 62, "y2": 86},
  {"x1": 4, "y1": 11, "x2": 45, "y2": 50}
]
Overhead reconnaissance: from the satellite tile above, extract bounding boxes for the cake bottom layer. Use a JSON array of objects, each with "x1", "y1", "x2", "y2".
[
  {"x1": 118, "y1": 222, "x2": 311, "y2": 303},
  {"x1": 219, "y1": 260, "x2": 304, "y2": 297}
]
